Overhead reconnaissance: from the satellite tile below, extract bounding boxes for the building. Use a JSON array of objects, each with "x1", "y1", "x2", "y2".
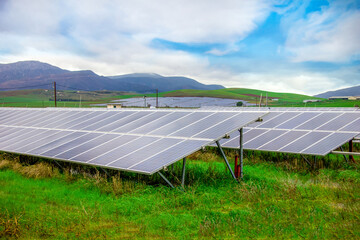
[
  {"x1": 329, "y1": 96, "x2": 357, "y2": 100},
  {"x1": 303, "y1": 99, "x2": 321, "y2": 103},
  {"x1": 107, "y1": 103, "x2": 122, "y2": 108}
]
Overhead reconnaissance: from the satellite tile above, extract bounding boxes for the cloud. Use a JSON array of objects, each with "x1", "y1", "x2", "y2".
[
  {"x1": 284, "y1": 1, "x2": 360, "y2": 62},
  {"x1": 0, "y1": 0, "x2": 359, "y2": 96},
  {"x1": 0, "y1": 0, "x2": 271, "y2": 77}
]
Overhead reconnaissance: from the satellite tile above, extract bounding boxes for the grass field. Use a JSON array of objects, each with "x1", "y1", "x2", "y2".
[
  {"x1": 2, "y1": 88, "x2": 359, "y2": 109},
  {"x1": 0, "y1": 89, "x2": 134, "y2": 108},
  {"x1": 1, "y1": 149, "x2": 359, "y2": 239}
]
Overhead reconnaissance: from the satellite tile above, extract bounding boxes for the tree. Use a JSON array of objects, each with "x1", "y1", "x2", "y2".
[{"x1": 236, "y1": 101, "x2": 243, "y2": 107}]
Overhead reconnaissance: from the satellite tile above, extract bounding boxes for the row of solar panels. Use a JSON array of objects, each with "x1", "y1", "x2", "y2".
[
  {"x1": 114, "y1": 97, "x2": 242, "y2": 107},
  {"x1": 0, "y1": 107, "x2": 359, "y2": 175},
  {"x1": 216, "y1": 109, "x2": 360, "y2": 155},
  {"x1": 0, "y1": 108, "x2": 265, "y2": 174}
]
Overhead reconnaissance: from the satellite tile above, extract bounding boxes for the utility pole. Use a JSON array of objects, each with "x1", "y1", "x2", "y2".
[
  {"x1": 156, "y1": 89, "x2": 159, "y2": 108},
  {"x1": 54, "y1": 81, "x2": 57, "y2": 107}
]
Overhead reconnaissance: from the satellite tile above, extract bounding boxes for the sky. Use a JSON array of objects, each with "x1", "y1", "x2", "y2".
[{"x1": 0, "y1": 0, "x2": 359, "y2": 95}]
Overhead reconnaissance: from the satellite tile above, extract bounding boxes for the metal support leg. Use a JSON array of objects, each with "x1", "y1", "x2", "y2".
[
  {"x1": 301, "y1": 155, "x2": 312, "y2": 167},
  {"x1": 313, "y1": 156, "x2": 317, "y2": 169},
  {"x1": 239, "y1": 128, "x2": 244, "y2": 179},
  {"x1": 158, "y1": 172, "x2": 175, "y2": 189},
  {"x1": 100, "y1": 168, "x2": 110, "y2": 178},
  {"x1": 181, "y1": 158, "x2": 186, "y2": 188},
  {"x1": 216, "y1": 141, "x2": 239, "y2": 182},
  {"x1": 53, "y1": 159, "x2": 64, "y2": 170},
  {"x1": 340, "y1": 146, "x2": 348, "y2": 163},
  {"x1": 349, "y1": 140, "x2": 355, "y2": 163}
]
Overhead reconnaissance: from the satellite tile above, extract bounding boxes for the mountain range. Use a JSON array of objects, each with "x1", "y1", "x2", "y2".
[
  {"x1": 0, "y1": 61, "x2": 224, "y2": 93},
  {"x1": 314, "y1": 85, "x2": 360, "y2": 98}
]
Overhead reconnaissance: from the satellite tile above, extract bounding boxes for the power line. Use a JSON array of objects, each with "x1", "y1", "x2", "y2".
[
  {"x1": 0, "y1": 83, "x2": 52, "y2": 90},
  {"x1": 56, "y1": 84, "x2": 92, "y2": 92}
]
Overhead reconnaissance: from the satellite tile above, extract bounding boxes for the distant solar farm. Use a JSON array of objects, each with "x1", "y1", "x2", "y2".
[{"x1": 111, "y1": 97, "x2": 248, "y2": 108}]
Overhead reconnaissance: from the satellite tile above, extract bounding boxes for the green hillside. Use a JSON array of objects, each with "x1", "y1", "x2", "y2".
[
  {"x1": 161, "y1": 88, "x2": 323, "y2": 104},
  {"x1": 2, "y1": 87, "x2": 359, "y2": 108}
]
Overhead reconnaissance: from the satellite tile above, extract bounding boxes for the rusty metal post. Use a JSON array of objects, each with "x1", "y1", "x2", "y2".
[
  {"x1": 239, "y1": 128, "x2": 244, "y2": 179},
  {"x1": 349, "y1": 140, "x2": 355, "y2": 163}
]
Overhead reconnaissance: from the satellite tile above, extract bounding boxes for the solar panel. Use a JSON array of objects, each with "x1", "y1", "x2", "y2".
[
  {"x1": 216, "y1": 109, "x2": 360, "y2": 156},
  {"x1": 0, "y1": 108, "x2": 267, "y2": 174}
]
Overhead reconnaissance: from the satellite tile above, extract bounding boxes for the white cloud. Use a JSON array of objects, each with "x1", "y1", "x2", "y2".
[
  {"x1": 284, "y1": 2, "x2": 360, "y2": 62},
  {"x1": 0, "y1": 0, "x2": 271, "y2": 77},
  {"x1": 0, "y1": 0, "x2": 358, "y2": 96},
  {"x1": 0, "y1": 0, "x2": 271, "y2": 43}
]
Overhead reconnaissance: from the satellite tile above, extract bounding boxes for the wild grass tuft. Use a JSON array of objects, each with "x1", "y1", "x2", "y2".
[{"x1": 0, "y1": 210, "x2": 22, "y2": 238}]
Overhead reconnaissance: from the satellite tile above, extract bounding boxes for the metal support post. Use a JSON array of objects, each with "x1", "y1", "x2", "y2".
[
  {"x1": 52, "y1": 159, "x2": 63, "y2": 170},
  {"x1": 216, "y1": 140, "x2": 239, "y2": 182},
  {"x1": 158, "y1": 172, "x2": 175, "y2": 189},
  {"x1": 100, "y1": 168, "x2": 110, "y2": 178},
  {"x1": 300, "y1": 155, "x2": 312, "y2": 167},
  {"x1": 239, "y1": 128, "x2": 244, "y2": 179},
  {"x1": 340, "y1": 146, "x2": 348, "y2": 162},
  {"x1": 349, "y1": 140, "x2": 355, "y2": 162},
  {"x1": 313, "y1": 156, "x2": 317, "y2": 169},
  {"x1": 181, "y1": 158, "x2": 186, "y2": 188}
]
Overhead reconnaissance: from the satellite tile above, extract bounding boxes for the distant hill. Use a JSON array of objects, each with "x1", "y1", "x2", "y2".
[
  {"x1": 0, "y1": 61, "x2": 224, "y2": 93},
  {"x1": 107, "y1": 73, "x2": 224, "y2": 92},
  {"x1": 314, "y1": 85, "x2": 360, "y2": 98}
]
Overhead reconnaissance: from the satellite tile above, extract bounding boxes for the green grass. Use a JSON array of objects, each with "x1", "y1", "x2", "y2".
[
  {"x1": 1, "y1": 151, "x2": 359, "y2": 239},
  {"x1": 0, "y1": 89, "x2": 134, "y2": 108},
  {"x1": 2, "y1": 88, "x2": 359, "y2": 109},
  {"x1": 159, "y1": 88, "x2": 323, "y2": 104}
]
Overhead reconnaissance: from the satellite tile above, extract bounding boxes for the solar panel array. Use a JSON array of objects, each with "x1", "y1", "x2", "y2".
[
  {"x1": 217, "y1": 109, "x2": 360, "y2": 156},
  {"x1": 110, "y1": 97, "x2": 248, "y2": 108},
  {"x1": 0, "y1": 108, "x2": 266, "y2": 174},
  {"x1": 201, "y1": 106, "x2": 360, "y2": 111}
]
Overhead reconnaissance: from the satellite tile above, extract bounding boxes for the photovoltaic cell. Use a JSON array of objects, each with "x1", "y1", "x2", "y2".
[
  {"x1": 108, "y1": 138, "x2": 183, "y2": 169},
  {"x1": 279, "y1": 131, "x2": 331, "y2": 154},
  {"x1": 70, "y1": 135, "x2": 137, "y2": 163},
  {"x1": 276, "y1": 112, "x2": 320, "y2": 129},
  {"x1": 28, "y1": 131, "x2": 88, "y2": 155},
  {"x1": 318, "y1": 113, "x2": 359, "y2": 131},
  {"x1": 149, "y1": 112, "x2": 212, "y2": 136},
  {"x1": 256, "y1": 112, "x2": 300, "y2": 128},
  {"x1": 129, "y1": 112, "x2": 191, "y2": 134},
  {"x1": 259, "y1": 131, "x2": 307, "y2": 151},
  {"x1": 339, "y1": 118, "x2": 360, "y2": 132},
  {"x1": 42, "y1": 133, "x2": 102, "y2": 158},
  {"x1": 111, "y1": 111, "x2": 170, "y2": 133},
  {"x1": 302, "y1": 132, "x2": 358, "y2": 155},
  {"x1": 88, "y1": 136, "x2": 157, "y2": 165},
  {"x1": 295, "y1": 112, "x2": 341, "y2": 130},
  {"x1": 130, "y1": 140, "x2": 208, "y2": 173},
  {"x1": 244, "y1": 130, "x2": 287, "y2": 149}
]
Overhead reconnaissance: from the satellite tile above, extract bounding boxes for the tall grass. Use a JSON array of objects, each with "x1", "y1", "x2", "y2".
[{"x1": 0, "y1": 149, "x2": 359, "y2": 239}]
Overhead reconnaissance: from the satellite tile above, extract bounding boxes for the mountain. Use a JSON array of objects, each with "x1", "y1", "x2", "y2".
[
  {"x1": 107, "y1": 73, "x2": 224, "y2": 92},
  {"x1": 314, "y1": 85, "x2": 360, "y2": 98},
  {"x1": 0, "y1": 61, "x2": 224, "y2": 93}
]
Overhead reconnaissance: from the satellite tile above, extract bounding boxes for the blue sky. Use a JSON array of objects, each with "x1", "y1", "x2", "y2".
[{"x1": 0, "y1": 0, "x2": 359, "y2": 95}]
